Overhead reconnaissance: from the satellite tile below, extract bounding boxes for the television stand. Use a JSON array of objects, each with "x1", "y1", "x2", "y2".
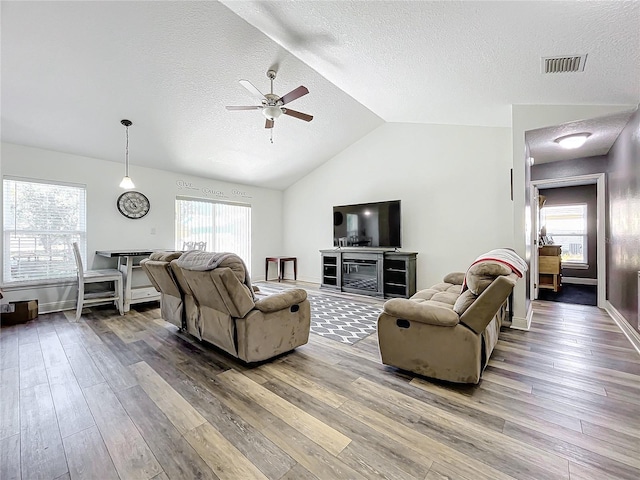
[{"x1": 320, "y1": 249, "x2": 417, "y2": 299}]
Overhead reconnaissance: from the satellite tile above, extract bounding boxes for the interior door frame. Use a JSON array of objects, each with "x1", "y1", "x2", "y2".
[
  {"x1": 530, "y1": 173, "x2": 606, "y2": 308},
  {"x1": 531, "y1": 184, "x2": 541, "y2": 300}
]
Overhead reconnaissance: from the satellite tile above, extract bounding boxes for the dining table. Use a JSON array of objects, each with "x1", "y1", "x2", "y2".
[{"x1": 95, "y1": 249, "x2": 166, "y2": 312}]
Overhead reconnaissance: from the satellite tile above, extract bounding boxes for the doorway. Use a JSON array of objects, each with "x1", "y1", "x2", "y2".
[{"x1": 530, "y1": 173, "x2": 606, "y2": 308}]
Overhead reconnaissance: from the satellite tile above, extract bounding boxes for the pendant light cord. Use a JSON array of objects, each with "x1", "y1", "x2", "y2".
[{"x1": 125, "y1": 125, "x2": 130, "y2": 177}]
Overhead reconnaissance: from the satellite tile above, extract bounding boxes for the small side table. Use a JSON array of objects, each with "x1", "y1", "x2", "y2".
[{"x1": 265, "y1": 256, "x2": 297, "y2": 282}]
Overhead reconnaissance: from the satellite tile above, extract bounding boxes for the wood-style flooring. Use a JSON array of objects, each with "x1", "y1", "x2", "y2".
[{"x1": 1, "y1": 291, "x2": 639, "y2": 480}]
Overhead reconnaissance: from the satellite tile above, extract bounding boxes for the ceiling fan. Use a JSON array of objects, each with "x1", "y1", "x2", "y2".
[{"x1": 226, "y1": 70, "x2": 313, "y2": 140}]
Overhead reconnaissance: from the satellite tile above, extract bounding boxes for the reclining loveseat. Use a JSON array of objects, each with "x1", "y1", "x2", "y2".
[
  {"x1": 141, "y1": 251, "x2": 311, "y2": 363},
  {"x1": 377, "y1": 249, "x2": 525, "y2": 383}
]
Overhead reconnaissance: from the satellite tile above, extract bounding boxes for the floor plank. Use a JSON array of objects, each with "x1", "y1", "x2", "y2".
[
  {"x1": 62, "y1": 426, "x2": 120, "y2": 480},
  {"x1": 61, "y1": 343, "x2": 105, "y2": 388},
  {"x1": 86, "y1": 343, "x2": 137, "y2": 391},
  {"x1": 83, "y1": 382, "x2": 161, "y2": 480},
  {"x1": 349, "y1": 376, "x2": 570, "y2": 480},
  {"x1": 217, "y1": 369, "x2": 352, "y2": 456},
  {"x1": 339, "y1": 400, "x2": 516, "y2": 480},
  {"x1": 20, "y1": 383, "x2": 68, "y2": 480},
  {"x1": 184, "y1": 422, "x2": 269, "y2": 480},
  {"x1": 18, "y1": 341, "x2": 48, "y2": 390},
  {"x1": 0, "y1": 434, "x2": 21, "y2": 480},
  {"x1": 116, "y1": 385, "x2": 219, "y2": 480},
  {"x1": 0, "y1": 331, "x2": 19, "y2": 370},
  {"x1": 128, "y1": 361, "x2": 206, "y2": 435},
  {"x1": 262, "y1": 377, "x2": 432, "y2": 480},
  {"x1": 49, "y1": 379, "x2": 95, "y2": 439},
  {"x1": 0, "y1": 367, "x2": 20, "y2": 440}
]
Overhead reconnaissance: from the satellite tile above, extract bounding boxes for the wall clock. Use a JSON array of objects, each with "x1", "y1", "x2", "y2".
[{"x1": 117, "y1": 191, "x2": 150, "y2": 219}]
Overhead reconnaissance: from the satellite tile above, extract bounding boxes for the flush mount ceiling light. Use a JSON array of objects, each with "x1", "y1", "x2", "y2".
[
  {"x1": 119, "y1": 119, "x2": 135, "y2": 189},
  {"x1": 554, "y1": 132, "x2": 591, "y2": 149}
]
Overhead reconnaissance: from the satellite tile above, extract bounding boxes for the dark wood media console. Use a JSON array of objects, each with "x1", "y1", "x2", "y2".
[{"x1": 320, "y1": 249, "x2": 417, "y2": 299}]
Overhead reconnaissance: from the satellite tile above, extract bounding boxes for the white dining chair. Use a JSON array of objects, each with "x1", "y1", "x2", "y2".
[{"x1": 72, "y1": 242, "x2": 124, "y2": 321}]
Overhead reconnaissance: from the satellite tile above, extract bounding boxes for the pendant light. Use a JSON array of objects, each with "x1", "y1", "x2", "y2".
[{"x1": 119, "y1": 119, "x2": 135, "y2": 189}]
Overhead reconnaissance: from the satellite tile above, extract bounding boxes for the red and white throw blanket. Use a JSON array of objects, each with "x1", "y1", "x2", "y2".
[{"x1": 461, "y1": 248, "x2": 528, "y2": 292}]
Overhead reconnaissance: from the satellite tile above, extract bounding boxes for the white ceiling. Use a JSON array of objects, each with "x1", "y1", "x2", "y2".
[
  {"x1": 526, "y1": 110, "x2": 636, "y2": 164},
  {"x1": 2, "y1": 1, "x2": 639, "y2": 189}
]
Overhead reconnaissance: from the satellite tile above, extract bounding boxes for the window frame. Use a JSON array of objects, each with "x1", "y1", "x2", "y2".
[
  {"x1": 540, "y1": 202, "x2": 588, "y2": 267},
  {"x1": 3, "y1": 176, "x2": 87, "y2": 284}
]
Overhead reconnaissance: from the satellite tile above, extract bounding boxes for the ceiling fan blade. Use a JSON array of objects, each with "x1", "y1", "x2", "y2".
[
  {"x1": 226, "y1": 106, "x2": 262, "y2": 110},
  {"x1": 279, "y1": 86, "x2": 309, "y2": 105},
  {"x1": 283, "y1": 108, "x2": 313, "y2": 122},
  {"x1": 265, "y1": 119, "x2": 274, "y2": 129},
  {"x1": 239, "y1": 80, "x2": 266, "y2": 101}
]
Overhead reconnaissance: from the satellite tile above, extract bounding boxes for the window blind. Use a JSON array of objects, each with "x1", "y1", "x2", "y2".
[
  {"x1": 541, "y1": 204, "x2": 588, "y2": 264},
  {"x1": 175, "y1": 197, "x2": 251, "y2": 271},
  {"x1": 3, "y1": 177, "x2": 87, "y2": 282}
]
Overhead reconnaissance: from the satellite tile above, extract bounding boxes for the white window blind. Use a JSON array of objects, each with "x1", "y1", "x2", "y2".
[
  {"x1": 3, "y1": 177, "x2": 87, "y2": 282},
  {"x1": 175, "y1": 197, "x2": 251, "y2": 271},
  {"x1": 541, "y1": 203, "x2": 588, "y2": 264}
]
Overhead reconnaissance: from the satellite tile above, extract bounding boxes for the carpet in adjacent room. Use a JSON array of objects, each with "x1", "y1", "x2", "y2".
[{"x1": 537, "y1": 283, "x2": 597, "y2": 306}]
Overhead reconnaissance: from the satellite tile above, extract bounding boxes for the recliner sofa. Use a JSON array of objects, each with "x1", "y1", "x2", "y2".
[
  {"x1": 140, "y1": 251, "x2": 184, "y2": 328},
  {"x1": 141, "y1": 251, "x2": 311, "y2": 363},
  {"x1": 377, "y1": 255, "x2": 522, "y2": 384}
]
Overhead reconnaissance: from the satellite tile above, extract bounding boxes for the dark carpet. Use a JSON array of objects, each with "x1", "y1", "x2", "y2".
[{"x1": 538, "y1": 283, "x2": 597, "y2": 306}]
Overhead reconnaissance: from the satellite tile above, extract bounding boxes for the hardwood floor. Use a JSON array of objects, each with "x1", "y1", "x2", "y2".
[{"x1": 1, "y1": 295, "x2": 639, "y2": 480}]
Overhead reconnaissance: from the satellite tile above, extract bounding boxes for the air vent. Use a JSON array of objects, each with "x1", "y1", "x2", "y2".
[{"x1": 541, "y1": 54, "x2": 587, "y2": 73}]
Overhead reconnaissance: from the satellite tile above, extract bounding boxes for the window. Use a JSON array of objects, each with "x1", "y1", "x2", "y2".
[
  {"x1": 541, "y1": 203, "x2": 588, "y2": 265},
  {"x1": 3, "y1": 177, "x2": 87, "y2": 282},
  {"x1": 175, "y1": 197, "x2": 251, "y2": 271}
]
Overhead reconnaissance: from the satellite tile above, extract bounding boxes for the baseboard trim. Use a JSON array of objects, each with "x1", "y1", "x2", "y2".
[
  {"x1": 511, "y1": 302, "x2": 533, "y2": 331},
  {"x1": 605, "y1": 301, "x2": 640, "y2": 356},
  {"x1": 562, "y1": 277, "x2": 598, "y2": 286},
  {"x1": 38, "y1": 300, "x2": 76, "y2": 314}
]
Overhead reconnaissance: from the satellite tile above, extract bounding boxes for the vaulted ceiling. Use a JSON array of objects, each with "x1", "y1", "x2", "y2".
[{"x1": 2, "y1": 1, "x2": 639, "y2": 189}]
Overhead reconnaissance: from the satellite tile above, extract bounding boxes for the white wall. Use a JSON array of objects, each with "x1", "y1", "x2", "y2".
[
  {"x1": 1, "y1": 143, "x2": 283, "y2": 311},
  {"x1": 283, "y1": 122, "x2": 513, "y2": 289},
  {"x1": 511, "y1": 104, "x2": 636, "y2": 328}
]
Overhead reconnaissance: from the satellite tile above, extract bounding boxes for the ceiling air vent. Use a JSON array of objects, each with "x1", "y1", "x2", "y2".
[{"x1": 542, "y1": 54, "x2": 587, "y2": 73}]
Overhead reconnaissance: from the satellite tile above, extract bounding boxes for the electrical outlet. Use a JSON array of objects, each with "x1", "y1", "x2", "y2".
[{"x1": 150, "y1": 227, "x2": 156, "y2": 235}]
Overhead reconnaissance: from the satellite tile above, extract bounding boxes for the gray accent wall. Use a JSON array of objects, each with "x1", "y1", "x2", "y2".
[
  {"x1": 531, "y1": 155, "x2": 609, "y2": 181},
  {"x1": 607, "y1": 107, "x2": 640, "y2": 334},
  {"x1": 539, "y1": 185, "x2": 597, "y2": 280}
]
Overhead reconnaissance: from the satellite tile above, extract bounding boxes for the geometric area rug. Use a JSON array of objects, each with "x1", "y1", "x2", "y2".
[{"x1": 255, "y1": 282, "x2": 382, "y2": 345}]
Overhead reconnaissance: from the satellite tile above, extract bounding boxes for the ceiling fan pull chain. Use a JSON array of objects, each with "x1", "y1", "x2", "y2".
[{"x1": 270, "y1": 128, "x2": 274, "y2": 144}]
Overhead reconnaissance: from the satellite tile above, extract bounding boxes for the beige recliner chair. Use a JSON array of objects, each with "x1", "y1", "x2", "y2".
[
  {"x1": 377, "y1": 259, "x2": 520, "y2": 384},
  {"x1": 168, "y1": 251, "x2": 311, "y2": 363}
]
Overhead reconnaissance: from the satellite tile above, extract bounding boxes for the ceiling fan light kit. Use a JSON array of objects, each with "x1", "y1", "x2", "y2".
[
  {"x1": 226, "y1": 69, "x2": 313, "y2": 142},
  {"x1": 263, "y1": 105, "x2": 283, "y2": 119}
]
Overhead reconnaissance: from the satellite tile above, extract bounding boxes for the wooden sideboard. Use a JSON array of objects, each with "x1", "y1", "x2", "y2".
[{"x1": 538, "y1": 245, "x2": 562, "y2": 292}]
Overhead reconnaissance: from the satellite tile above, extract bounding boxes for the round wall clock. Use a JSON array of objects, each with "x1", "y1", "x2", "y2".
[{"x1": 117, "y1": 191, "x2": 150, "y2": 219}]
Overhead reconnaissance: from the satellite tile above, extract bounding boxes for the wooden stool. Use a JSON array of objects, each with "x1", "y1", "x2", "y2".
[{"x1": 265, "y1": 256, "x2": 297, "y2": 282}]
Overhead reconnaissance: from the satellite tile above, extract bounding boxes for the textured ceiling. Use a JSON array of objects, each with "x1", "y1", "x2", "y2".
[
  {"x1": 526, "y1": 110, "x2": 636, "y2": 164},
  {"x1": 223, "y1": 0, "x2": 640, "y2": 127},
  {"x1": 2, "y1": 1, "x2": 640, "y2": 189},
  {"x1": 1, "y1": 1, "x2": 383, "y2": 189}
]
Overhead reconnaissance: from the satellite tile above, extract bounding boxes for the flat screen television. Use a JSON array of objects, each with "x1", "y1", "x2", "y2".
[{"x1": 333, "y1": 200, "x2": 401, "y2": 248}]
